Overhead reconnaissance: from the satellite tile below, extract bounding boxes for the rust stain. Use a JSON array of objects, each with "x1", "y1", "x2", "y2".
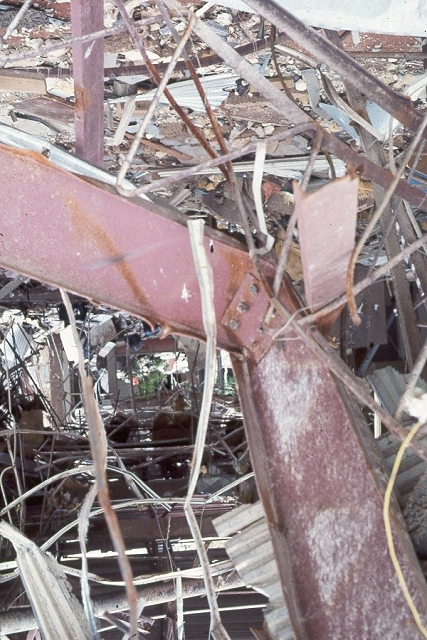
[
  {"x1": 219, "y1": 245, "x2": 251, "y2": 305},
  {"x1": 74, "y1": 85, "x2": 89, "y2": 112},
  {"x1": 64, "y1": 194, "x2": 149, "y2": 308},
  {"x1": 0, "y1": 143, "x2": 55, "y2": 169}
]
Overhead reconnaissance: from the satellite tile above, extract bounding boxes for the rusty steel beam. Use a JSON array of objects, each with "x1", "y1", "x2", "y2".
[
  {"x1": 6, "y1": 42, "x2": 427, "y2": 80},
  {"x1": 2, "y1": 142, "x2": 427, "y2": 636},
  {"x1": 0, "y1": 143, "x2": 298, "y2": 353},
  {"x1": 2, "y1": 36, "x2": 280, "y2": 79},
  {"x1": 232, "y1": 344, "x2": 427, "y2": 638},
  {"x1": 70, "y1": 0, "x2": 104, "y2": 166}
]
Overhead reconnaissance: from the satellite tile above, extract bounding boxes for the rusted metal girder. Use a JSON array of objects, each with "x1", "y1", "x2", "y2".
[
  {"x1": 232, "y1": 344, "x2": 427, "y2": 638},
  {"x1": 2, "y1": 142, "x2": 427, "y2": 637},
  {"x1": 70, "y1": 0, "x2": 104, "y2": 166},
  {"x1": 0, "y1": 143, "x2": 298, "y2": 353}
]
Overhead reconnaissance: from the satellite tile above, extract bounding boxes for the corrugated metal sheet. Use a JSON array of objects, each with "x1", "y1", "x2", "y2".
[
  {"x1": 214, "y1": 502, "x2": 295, "y2": 640},
  {"x1": 140, "y1": 72, "x2": 240, "y2": 112},
  {"x1": 2, "y1": 322, "x2": 34, "y2": 369},
  {"x1": 369, "y1": 366, "x2": 427, "y2": 502},
  {"x1": 367, "y1": 366, "x2": 427, "y2": 417}
]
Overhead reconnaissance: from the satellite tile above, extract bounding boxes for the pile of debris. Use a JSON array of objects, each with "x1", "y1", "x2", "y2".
[{"x1": 3, "y1": 0, "x2": 427, "y2": 638}]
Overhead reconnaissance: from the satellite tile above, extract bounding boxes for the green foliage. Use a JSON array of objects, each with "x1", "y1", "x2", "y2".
[
  {"x1": 215, "y1": 372, "x2": 237, "y2": 396},
  {"x1": 132, "y1": 355, "x2": 168, "y2": 399}
]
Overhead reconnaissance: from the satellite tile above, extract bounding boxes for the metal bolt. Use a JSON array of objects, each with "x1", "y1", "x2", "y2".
[
  {"x1": 229, "y1": 318, "x2": 240, "y2": 330},
  {"x1": 249, "y1": 283, "x2": 259, "y2": 295},
  {"x1": 236, "y1": 302, "x2": 249, "y2": 313}
]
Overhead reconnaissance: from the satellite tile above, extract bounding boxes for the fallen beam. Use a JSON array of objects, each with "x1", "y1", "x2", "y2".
[
  {"x1": 0, "y1": 142, "x2": 297, "y2": 353},
  {"x1": 0, "y1": 572, "x2": 244, "y2": 635}
]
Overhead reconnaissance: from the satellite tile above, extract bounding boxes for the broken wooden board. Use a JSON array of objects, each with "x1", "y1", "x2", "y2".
[
  {"x1": 12, "y1": 96, "x2": 74, "y2": 133},
  {"x1": 0, "y1": 70, "x2": 46, "y2": 94}
]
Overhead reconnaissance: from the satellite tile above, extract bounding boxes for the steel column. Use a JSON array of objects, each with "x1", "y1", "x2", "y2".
[
  {"x1": 70, "y1": 0, "x2": 104, "y2": 166},
  {"x1": 232, "y1": 342, "x2": 427, "y2": 639}
]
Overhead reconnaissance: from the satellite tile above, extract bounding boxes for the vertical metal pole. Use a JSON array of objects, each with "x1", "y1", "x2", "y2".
[
  {"x1": 232, "y1": 341, "x2": 427, "y2": 639},
  {"x1": 423, "y1": 41, "x2": 427, "y2": 98},
  {"x1": 70, "y1": 0, "x2": 105, "y2": 166},
  {"x1": 49, "y1": 333, "x2": 66, "y2": 428}
]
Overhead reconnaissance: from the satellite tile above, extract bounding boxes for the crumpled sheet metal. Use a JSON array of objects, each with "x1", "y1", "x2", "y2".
[
  {"x1": 189, "y1": 12, "x2": 427, "y2": 211},
  {"x1": 208, "y1": 0, "x2": 427, "y2": 37},
  {"x1": 139, "y1": 72, "x2": 240, "y2": 112},
  {"x1": 214, "y1": 502, "x2": 295, "y2": 640},
  {"x1": 296, "y1": 175, "x2": 358, "y2": 315}
]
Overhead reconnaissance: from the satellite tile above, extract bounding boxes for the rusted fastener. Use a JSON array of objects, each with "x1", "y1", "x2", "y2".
[
  {"x1": 229, "y1": 319, "x2": 240, "y2": 330},
  {"x1": 236, "y1": 302, "x2": 249, "y2": 313},
  {"x1": 249, "y1": 283, "x2": 259, "y2": 295}
]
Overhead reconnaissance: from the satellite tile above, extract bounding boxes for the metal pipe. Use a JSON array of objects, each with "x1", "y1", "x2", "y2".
[{"x1": 0, "y1": 573, "x2": 244, "y2": 635}]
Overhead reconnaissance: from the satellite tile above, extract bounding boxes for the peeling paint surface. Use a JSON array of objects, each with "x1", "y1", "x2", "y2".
[{"x1": 181, "y1": 283, "x2": 191, "y2": 302}]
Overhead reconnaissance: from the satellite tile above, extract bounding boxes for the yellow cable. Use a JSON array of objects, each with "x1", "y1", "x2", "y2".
[{"x1": 383, "y1": 420, "x2": 427, "y2": 638}]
